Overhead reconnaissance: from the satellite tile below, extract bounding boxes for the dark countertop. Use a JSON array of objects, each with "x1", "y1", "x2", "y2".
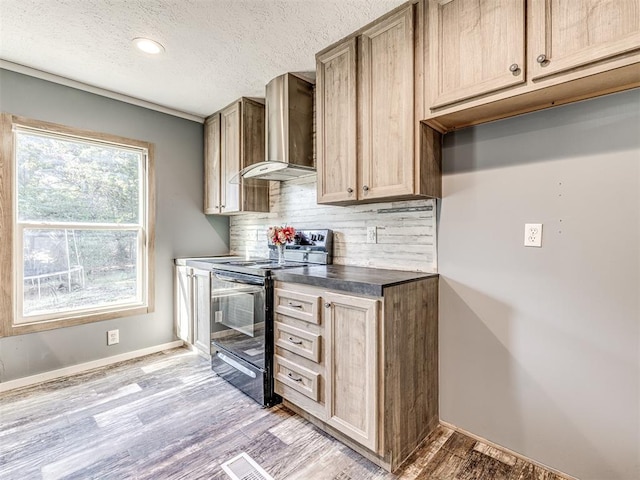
[{"x1": 273, "y1": 264, "x2": 438, "y2": 297}]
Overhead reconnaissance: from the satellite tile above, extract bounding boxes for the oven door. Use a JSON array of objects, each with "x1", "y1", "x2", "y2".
[{"x1": 210, "y1": 270, "x2": 266, "y2": 369}]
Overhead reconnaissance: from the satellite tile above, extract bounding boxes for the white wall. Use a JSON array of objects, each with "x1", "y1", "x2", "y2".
[
  {"x1": 230, "y1": 175, "x2": 437, "y2": 272},
  {"x1": 439, "y1": 89, "x2": 640, "y2": 480},
  {"x1": 0, "y1": 69, "x2": 229, "y2": 382}
]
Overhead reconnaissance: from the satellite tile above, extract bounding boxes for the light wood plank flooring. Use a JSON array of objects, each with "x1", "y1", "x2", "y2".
[{"x1": 0, "y1": 348, "x2": 569, "y2": 480}]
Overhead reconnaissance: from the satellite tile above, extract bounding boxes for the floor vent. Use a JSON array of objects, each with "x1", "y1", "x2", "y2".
[{"x1": 221, "y1": 452, "x2": 274, "y2": 480}]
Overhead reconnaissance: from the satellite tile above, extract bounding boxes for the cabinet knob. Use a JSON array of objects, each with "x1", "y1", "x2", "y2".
[
  {"x1": 347, "y1": 187, "x2": 354, "y2": 194},
  {"x1": 509, "y1": 63, "x2": 520, "y2": 75},
  {"x1": 362, "y1": 185, "x2": 369, "y2": 192},
  {"x1": 324, "y1": 302, "x2": 331, "y2": 308},
  {"x1": 536, "y1": 54, "x2": 547, "y2": 64}
]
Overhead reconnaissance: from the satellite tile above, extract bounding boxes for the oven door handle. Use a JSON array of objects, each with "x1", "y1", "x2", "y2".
[
  {"x1": 213, "y1": 272, "x2": 264, "y2": 286},
  {"x1": 216, "y1": 351, "x2": 257, "y2": 378}
]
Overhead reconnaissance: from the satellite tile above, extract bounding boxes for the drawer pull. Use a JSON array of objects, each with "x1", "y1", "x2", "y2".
[
  {"x1": 288, "y1": 336, "x2": 303, "y2": 345},
  {"x1": 287, "y1": 372, "x2": 303, "y2": 382},
  {"x1": 287, "y1": 301, "x2": 304, "y2": 308}
]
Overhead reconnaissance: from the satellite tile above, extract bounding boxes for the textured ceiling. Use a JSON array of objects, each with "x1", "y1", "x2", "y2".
[{"x1": 0, "y1": 0, "x2": 406, "y2": 119}]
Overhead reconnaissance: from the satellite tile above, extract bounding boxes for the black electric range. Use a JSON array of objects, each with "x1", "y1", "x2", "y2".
[{"x1": 209, "y1": 229, "x2": 332, "y2": 407}]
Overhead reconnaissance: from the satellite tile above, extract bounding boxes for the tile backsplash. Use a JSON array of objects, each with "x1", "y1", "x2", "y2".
[{"x1": 229, "y1": 176, "x2": 437, "y2": 272}]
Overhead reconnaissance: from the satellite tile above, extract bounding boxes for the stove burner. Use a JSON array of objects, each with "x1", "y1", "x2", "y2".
[
  {"x1": 246, "y1": 262, "x2": 306, "y2": 270},
  {"x1": 226, "y1": 260, "x2": 272, "y2": 266},
  {"x1": 223, "y1": 259, "x2": 307, "y2": 270}
]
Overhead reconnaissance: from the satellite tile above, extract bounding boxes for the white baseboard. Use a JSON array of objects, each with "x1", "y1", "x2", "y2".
[
  {"x1": 440, "y1": 420, "x2": 577, "y2": 480},
  {"x1": 0, "y1": 340, "x2": 185, "y2": 393}
]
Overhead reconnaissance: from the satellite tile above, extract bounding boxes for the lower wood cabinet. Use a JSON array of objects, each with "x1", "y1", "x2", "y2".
[
  {"x1": 175, "y1": 265, "x2": 211, "y2": 357},
  {"x1": 274, "y1": 278, "x2": 438, "y2": 472},
  {"x1": 324, "y1": 291, "x2": 379, "y2": 451}
]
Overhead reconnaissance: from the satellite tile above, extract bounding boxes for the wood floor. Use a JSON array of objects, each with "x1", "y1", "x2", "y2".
[{"x1": 0, "y1": 348, "x2": 570, "y2": 480}]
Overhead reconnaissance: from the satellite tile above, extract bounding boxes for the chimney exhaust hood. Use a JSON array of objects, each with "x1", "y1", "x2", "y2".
[{"x1": 241, "y1": 73, "x2": 315, "y2": 181}]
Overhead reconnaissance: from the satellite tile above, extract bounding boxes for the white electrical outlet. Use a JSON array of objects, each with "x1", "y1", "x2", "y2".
[
  {"x1": 367, "y1": 226, "x2": 377, "y2": 244},
  {"x1": 524, "y1": 223, "x2": 543, "y2": 247},
  {"x1": 107, "y1": 329, "x2": 120, "y2": 346}
]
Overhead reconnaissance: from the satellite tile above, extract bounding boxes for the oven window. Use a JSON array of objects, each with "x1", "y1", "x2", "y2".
[{"x1": 211, "y1": 275, "x2": 266, "y2": 366}]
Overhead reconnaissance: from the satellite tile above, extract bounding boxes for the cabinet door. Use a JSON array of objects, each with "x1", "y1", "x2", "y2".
[
  {"x1": 316, "y1": 38, "x2": 358, "y2": 204},
  {"x1": 175, "y1": 266, "x2": 192, "y2": 343},
  {"x1": 192, "y1": 269, "x2": 211, "y2": 356},
  {"x1": 359, "y1": 5, "x2": 415, "y2": 200},
  {"x1": 203, "y1": 114, "x2": 221, "y2": 214},
  {"x1": 220, "y1": 101, "x2": 241, "y2": 214},
  {"x1": 240, "y1": 100, "x2": 269, "y2": 213},
  {"x1": 324, "y1": 291, "x2": 379, "y2": 451},
  {"x1": 426, "y1": 0, "x2": 526, "y2": 110},
  {"x1": 529, "y1": 0, "x2": 640, "y2": 80}
]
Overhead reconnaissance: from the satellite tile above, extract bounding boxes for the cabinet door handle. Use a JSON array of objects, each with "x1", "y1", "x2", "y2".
[
  {"x1": 288, "y1": 302, "x2": 303, "y2": 309},
  {"x1": 347, "y1": 187, "x2": 354, "y2": 194},
  {"x1": 362, "y1": 185, "x2": 369, "y2": 192},
  {"x1": 288, "y1": 336, "x2": 303, "y2": 345},
  {"x1": 324, "y1": 302, "x2": 331, "y2": 308},
  {"x1": 536, "y1": 54, "x2": 547, "y2": 64},
  {"x1": 287, "y1": 372, "x2": 303, "y2": 382},
  {"x1": 509, "y1": 63, "x2": 520, "y2": 75}
]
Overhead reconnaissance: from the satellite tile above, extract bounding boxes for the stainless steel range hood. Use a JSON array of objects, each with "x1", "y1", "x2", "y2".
[{"x1": 241, "y1": 73, "x2": 315, "y2": 181}]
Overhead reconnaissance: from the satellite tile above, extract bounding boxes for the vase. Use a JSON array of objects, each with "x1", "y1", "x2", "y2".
[{"x1": 277, "y1": 244, "x2": 286, "y2": 265}]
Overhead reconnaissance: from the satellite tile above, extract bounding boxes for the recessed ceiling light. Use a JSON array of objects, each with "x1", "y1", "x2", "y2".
[{"x1": 132, "y1": 37, "x2": 165, "y2": 55}]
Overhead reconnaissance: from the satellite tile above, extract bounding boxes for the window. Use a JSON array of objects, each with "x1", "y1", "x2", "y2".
[{"x1": 0, "y1": 114, "x2": 155, "y2": 336}]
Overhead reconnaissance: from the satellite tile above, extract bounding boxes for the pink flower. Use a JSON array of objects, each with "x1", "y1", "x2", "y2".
[{"x1": 268, "y1": 225, "x2": 296, "y2": 245}]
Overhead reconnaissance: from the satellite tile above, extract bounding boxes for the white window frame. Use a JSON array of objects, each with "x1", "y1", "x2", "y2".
[{"x1": 0, "y1": 114, "x2": 155, "y2": 336}]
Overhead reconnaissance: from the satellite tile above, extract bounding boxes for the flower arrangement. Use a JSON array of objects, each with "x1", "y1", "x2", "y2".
[{"x1": 268, "y1": 225, "x2": 296, "y2": 246}]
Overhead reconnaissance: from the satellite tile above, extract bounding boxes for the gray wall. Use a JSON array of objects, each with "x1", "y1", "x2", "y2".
[
  {"x1": 0, "y1": 69, "x2": 229, "y2": 382},
  {"x1": 439, "y1": 89, "x2": 640, "y2": 480}
]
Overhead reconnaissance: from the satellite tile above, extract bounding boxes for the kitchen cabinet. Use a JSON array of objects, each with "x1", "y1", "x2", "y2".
[
  {"x1": 423, "y1": 0, "x2": 640, "y2": 132},
  {"x1": 324, "y1": 291, "x2": 378, "y2": 451},
  {"x1": 528, "y1": 0, "x2": 640, "y2": 81},
  {"x1": 316, "y1": 38, "x2": 357, "y2": 204},
  {"x1": 273, "y1": 287, "x2": 325, "y2": 419},
  {"x1": 273, "y1": 276, "x2": 438, "y2": 472},
  {"x1": 425, "y1": 0, "x2": 526, "y2": 110},
  {"x1": 316, "y1": 1, "x2": 442, "y2": 205},
  {"x1": 204, "y1": 97, "x2": 269, "y2": 215},
  {"x1": 175, "y1": 265, "x2": 211, "y2": 357}
]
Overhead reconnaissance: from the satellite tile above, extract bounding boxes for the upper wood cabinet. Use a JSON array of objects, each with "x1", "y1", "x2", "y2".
[
  {"x1": 316, "y1": 39, "x2": 358, "y2": 204},
  {"x1": 317, "y1": 2, "x2": 442, "y2": 205},
  {"x1": 528, "y1": 0, "x2": 640, "y2": 80},
  {"x1": 204, "y1": 98, "x2": 269, "y2": 215},
  {"x1": 203, "y1": 114, "x2": 221, "y2": 214},
  {"x1": 426, "y1": 0, "x2": 526, "y2": 110},
  {"x1": 359, "y1": 6, "x2": 417, "y2": 201},
  {"x1": 423, "y1": 0, "x2": 640, "y2": 132}
]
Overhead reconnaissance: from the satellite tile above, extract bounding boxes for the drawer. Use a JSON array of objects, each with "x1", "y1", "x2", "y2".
[
  {"x1": 274, "y1": 354, "x2": 320, "y2": 402},
  {"x1": 275, "y1": 321, "x2": 321, "y2": 362},
  {"x1": 274, "y1": 288, "x2": 320, "y2": 324}
]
